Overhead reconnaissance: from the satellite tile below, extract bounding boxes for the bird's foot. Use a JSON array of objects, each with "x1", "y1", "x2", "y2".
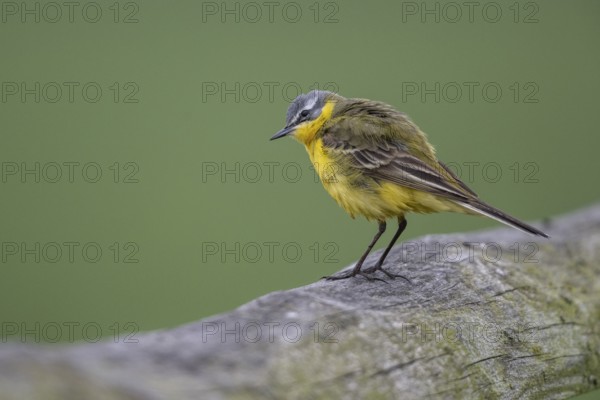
[
  {"x1": 322, "y1": 270, "x2": 388, "y2": 283},
  {"x1": 361, "y1": 265, "x2": 412, "y2": 283}
]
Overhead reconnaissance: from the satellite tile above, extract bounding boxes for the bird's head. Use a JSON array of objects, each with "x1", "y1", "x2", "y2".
[{"x1": 270, "y1": 90, "x2": 337, "y2": 142}]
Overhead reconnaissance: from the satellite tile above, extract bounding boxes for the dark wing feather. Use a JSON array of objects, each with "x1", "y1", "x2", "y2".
[
  {"x1": 321, "y1": 115, "x2": 476, "y2": 203},
  {"x1": 438, "y1": 161, "x2": 478, "y2": 197}
]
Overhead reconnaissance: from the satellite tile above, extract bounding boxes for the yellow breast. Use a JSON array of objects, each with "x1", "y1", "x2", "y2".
[{"x1": 304, "y1": 138, "x2": 383, "y2": 220}]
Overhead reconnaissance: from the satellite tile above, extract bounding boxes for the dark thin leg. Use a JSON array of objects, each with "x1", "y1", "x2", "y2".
[
  {"x1": 323, "y1": 221, "x2": 387, "y2": 281},
  {"x1": 363, "y1": 217, "x2": 411, "y2": 283}
]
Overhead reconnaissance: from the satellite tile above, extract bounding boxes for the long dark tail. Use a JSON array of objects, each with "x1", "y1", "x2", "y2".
[{"x1": 457, "y1": 200, "x2": 549, "y2": 238}]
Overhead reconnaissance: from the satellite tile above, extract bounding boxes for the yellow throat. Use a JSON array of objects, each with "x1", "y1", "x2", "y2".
[{"x1": 292, "y1": 100, "x2": 335, "y2": 146}]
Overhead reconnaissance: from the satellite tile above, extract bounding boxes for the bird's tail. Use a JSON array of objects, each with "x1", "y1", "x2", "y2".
[{"x1": 457, "y1": 200, "x2": 549, "y2": 238}]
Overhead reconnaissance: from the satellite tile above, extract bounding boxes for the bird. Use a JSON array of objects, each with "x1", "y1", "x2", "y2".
[{"x1": 270, "y1": 90, "x2": 548, "y2": 281}]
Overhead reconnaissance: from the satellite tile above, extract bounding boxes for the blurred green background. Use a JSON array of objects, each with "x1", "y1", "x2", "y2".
[{"x1": 1, "y1": 0, "x2": 599, "y2": 359}]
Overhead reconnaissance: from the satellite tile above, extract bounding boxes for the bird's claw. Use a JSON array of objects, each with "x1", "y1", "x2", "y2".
[
  {"x1": 361, "y1": 266, "x2": 412, "y2": 283},
  {"x1": 322, "y1": 271, "x2": 391, "y2": 283}
]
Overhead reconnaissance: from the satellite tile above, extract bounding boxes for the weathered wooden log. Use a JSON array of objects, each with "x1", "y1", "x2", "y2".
[{"x1": 1, "y1": 204, "x2": 599, "y2": 400}]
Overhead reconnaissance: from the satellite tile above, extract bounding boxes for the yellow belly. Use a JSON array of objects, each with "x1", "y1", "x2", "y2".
[{"x1": 307, "y1": 139, "x2": 465, "y2": 221}]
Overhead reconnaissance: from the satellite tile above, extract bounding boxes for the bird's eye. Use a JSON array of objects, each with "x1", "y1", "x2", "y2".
[{"x1": 300, "y1": 109, "x2": 310, "y2": 118}]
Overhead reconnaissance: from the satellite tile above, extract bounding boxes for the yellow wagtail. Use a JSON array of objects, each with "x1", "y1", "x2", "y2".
[{"x1": 270, "y1": 90, "x2": 548, "y2": 281}]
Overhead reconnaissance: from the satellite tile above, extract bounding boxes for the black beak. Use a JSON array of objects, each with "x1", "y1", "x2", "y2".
[{"x1": 270, "y1": 125, "x2": 295, "y2": 141}]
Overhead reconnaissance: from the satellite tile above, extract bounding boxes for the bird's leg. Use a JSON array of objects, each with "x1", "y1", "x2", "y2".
[
  {"x1": 323, "y1": 221, "x2": 387, "y2": 281},
  {"x1": 363, "y1": 217, "x2": 411, "y2": 283}
]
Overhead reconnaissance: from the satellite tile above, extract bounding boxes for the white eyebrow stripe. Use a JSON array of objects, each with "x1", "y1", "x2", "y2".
[
  {"x1": 304, "y1": 94, "x2": 318, "y2": 110},
  {"x1": 293, "y1": 93, "x2": 319, "y2": 123}
]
